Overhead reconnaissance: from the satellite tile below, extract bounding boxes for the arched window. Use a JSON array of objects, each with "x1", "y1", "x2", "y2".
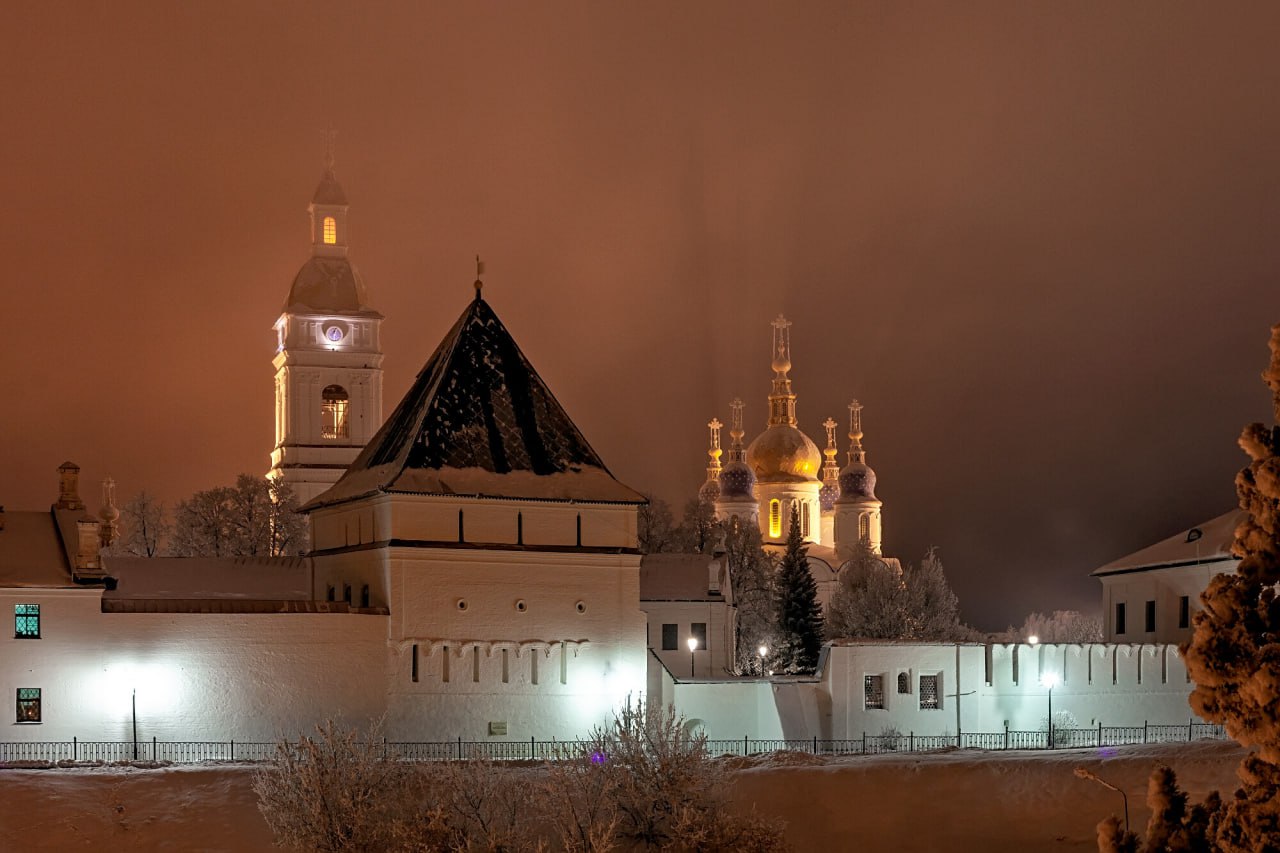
[
  {"x1": 768, "y1": 500, "x2": 782, "y2": 539},
  {"x1": 321, "y1": 385, "x2": 349, "y2": 439},
  {"x1": 859, "y1": 512, "x2": 871, "y2": 542},
  {"x1": 801, "y1": 502, "x2": 811, "y2": 538},
  {"x1": 323, "y1": 216, "x2": 337, "y2": 244},
  {"x1": 897, "y1": 672, "x2": 910, "y2": 694}
]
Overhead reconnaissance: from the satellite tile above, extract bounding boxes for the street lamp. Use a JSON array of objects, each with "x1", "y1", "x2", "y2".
[
  {"x1": 757, "y1": 644, "x2": 768, "y2": 677},
  {"x1": 132, "y1": 688, "x2": 138, "y2": 761},
  {"x1": 1074, "y1": 768, "x2": 1129, "y2": 833},
  {"x1": 686, "y1": 636, "x2": 698, "y2": 679},
  {"x1": 1027, "y1": 634, "x2": 1040, "y2": 646},
  {"x1": 1041, "y1": 672, "x2": 1060, "y2": 748}
]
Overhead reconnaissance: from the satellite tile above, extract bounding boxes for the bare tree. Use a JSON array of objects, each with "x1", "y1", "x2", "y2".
[
  {"x1": 171, "y1": 475, "x2": 306, "y2": 557},
  {"x1": 111, "y1": 491, "x2": 170, "y2": 557},
  {"x1": 637, "y1": 494, "x2": 677, "y2": 554},
  {"x1": 828, "y1": 545, "x2": 971, "y2": 642},
  {"x1": 1003, "y1": 610, "x2": 1102, "y2": 643}
]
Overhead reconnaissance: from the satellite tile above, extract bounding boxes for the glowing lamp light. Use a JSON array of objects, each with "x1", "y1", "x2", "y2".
[
  {"x1": 1027, "y1": 635, "x2": 1040, "y2": 646},
  {"x1": 758, "y1": 644, "x2": 768, "y2": 659},
  {"x1": 687, "y1": 637, "x2": 698, "y2": 652},
  {"x1": 1040, "y1": 672, "x2": 1060, "y2": 690}
]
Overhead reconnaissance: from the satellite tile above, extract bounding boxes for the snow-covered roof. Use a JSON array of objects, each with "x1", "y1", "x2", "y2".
[
  {"x1": 305, "y1": 295, "x2": 645, "y2": 509},
  {"x1": 103, "y1": 556, "x2": 311, "y2": 600},
  {"x1": 1091, "y1": 509, "x2": 1244, "y2": 576},
  {"x1": 284, "y1": 257, "x2": 380, "y2": 316},
  {"x1": 640, "y1": 553, "x2": 723, "y2": 601},
  {"x1": 311, "y1": 170, "x2": 348, "y2": 206},
  {"x1": 0, "y1": 509, "x2": 80, "y2": 589}
]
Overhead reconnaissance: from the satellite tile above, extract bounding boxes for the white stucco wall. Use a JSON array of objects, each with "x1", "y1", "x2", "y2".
[{"x1": 1, "y1": 589, "x2": 386, "y2": 743}]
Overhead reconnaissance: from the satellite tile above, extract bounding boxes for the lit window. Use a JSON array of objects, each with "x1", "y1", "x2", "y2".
[
  {"x1": 321, "y1": 385, "x2": 349, "y2": 439},
  {"x1": 897, "y1": 672, "x2": 910, "y2": 694},
  {"x1": 920, "y1": 675, "x2": 940, "y2": 709},
  {"x1": 769, "y1": 500, "x2": 782, "y2": 538},
  {"x1": 859, "y1": 513, "x2": 870, "y2": 541},
  {"x1": 322, "y1": 216, "x2": 337, "y2": 244},
  {"x1": 801, "y1": 502, "x2": 811, "y2": 537},
  {"x1": 864, "y1": 675, "x2": 885, "y2": 710},
  {"x1": 16, "y1": 688, "x2": 40, "y2": 723},
  {"x1": 15, "y1": 604, "x2": 39, "y2": 639}
]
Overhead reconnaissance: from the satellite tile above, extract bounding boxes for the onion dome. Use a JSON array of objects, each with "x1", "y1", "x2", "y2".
[
  {"x1": 819, "y1": 481, "x2": 839, "y2": 512},
  {"x1": 698, "y1": 478, "x2": 722, "y2": 503},
  {"x1": 745, "y1": 426, "x2": 823, "y2": 483},
  {"x1": 837, "y1": 462, "x2": 877, "y2": 501},
  {"x1": 718, "y1": 460, "x2": 756, "y2": 499}
]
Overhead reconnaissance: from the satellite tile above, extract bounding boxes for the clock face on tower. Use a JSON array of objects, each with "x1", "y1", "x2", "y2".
[{"x1": 324, "y1": 324, "x2": 346, "y2": 344}]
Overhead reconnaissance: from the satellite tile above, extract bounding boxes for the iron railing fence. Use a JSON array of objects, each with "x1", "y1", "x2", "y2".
[{"x1": 0, "y1": 722, "x2": 1229, "y2": 766}]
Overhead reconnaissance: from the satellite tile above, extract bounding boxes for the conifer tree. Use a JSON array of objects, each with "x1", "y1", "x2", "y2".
[
  {"x1": 1181, "y1": 322, "x2": 1280, "y2": 851},
  {"x1": 773, "y1": 506, "x2": 823, "y2": 674}
]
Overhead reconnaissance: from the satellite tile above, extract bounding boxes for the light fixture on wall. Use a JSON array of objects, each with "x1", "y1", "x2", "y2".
[
  {"x1": 687, "y1": 636, "x2": 698, "y2": 679},
  {"x1": 758, "y1": 644, "x2": 768, "y2": 677}
]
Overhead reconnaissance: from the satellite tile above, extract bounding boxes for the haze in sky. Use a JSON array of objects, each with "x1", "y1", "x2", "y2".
[{"x1": 5, "y1": 2, "x2": 1278, "y2": 629}]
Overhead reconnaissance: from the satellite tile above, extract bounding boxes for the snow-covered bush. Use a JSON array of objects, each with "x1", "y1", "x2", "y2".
[
  {"x1": 252, "y1": 720, "x2": 447, "y2": 852},
  {"x1": 592, "y1": 701, "x2": 788, "y2": 851}
]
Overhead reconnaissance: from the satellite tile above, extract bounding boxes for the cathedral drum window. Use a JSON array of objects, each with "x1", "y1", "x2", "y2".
[
  {"x1": 321, "y1": 385, "x2": 350, "y2": 439},
  {"x1": 322, "y1": 215, "x2": 337, "y2": 244},
  {"x1": 768, "y1": 500, "x2": 782, "y2": 538}
]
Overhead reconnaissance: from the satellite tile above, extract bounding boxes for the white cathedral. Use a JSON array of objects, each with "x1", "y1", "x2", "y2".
[{"x1": 0, "y1": 160, "x2": 1234, "y2": 749}]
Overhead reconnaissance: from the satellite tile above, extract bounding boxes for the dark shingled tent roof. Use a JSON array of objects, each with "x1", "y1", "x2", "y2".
[{"x1": 304, "y1": 295, "x2": 644, "y2": 508}]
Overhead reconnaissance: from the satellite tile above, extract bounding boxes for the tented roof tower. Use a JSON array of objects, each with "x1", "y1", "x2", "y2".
[{"x1": 306, "y1": 287, "x2": 644, "y2": 508}]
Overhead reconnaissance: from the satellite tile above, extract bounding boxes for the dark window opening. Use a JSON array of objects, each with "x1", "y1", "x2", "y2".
[
  {"x1": 576, "y1": 514, "x2": 582, "y2": 547},
  {"x1": 897, "y1": 672, "x2": 910, "y2": 694},
  {"x1": 691, "y1": 622, "x2": 707, "y2": 651},
  {"x1": 1179, "y1": 596, "x2": 1190, "y2": 629},
  {"x1": 360, "y1": 585, "x2": 370, "y2": 608},
  {"x1": 517, "y1": 512, "x2": 523, "y2": 545},
  {"x1": 343, "y1": 584, "x2": 352, "y2": 604},
  {"x1": 1115, "y1": 603, "x2": 1126, "y2": 635},
  {"x1": 16, "y1": 688, "x2": 40, "y2": 723},
  {"x1": 661, "y1": 623, "x2": 678, "y2": 651},
  {"x1": 411, "y1": 644, "x2": 419, "y2": 683},
  {"x1": 326, "y1": 585, "x2": 335, "y2": 602},
  {"x1": 1145, "y1": 600, "x2": 1156, "y2": 633},
  {"x1": 321, "y1": 385, "x2": 350, "y2": 439},
  {"x1": 458, "y1": 510, "x2": 465, "y2": 543}
]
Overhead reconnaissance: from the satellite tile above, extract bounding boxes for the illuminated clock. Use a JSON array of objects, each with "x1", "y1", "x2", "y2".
[{"x1": 324, "y1": 325, "x2": 345, "y2": 343}]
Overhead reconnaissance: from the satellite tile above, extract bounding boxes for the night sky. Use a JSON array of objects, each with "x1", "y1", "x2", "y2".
[{"x1": 5, "y1": 3, "x2": 1278, "y2": 630}]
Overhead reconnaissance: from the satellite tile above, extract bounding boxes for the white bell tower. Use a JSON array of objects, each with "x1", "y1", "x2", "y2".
[{"x1": 267, "y1": 151, "x2": 384, "y2": 505}]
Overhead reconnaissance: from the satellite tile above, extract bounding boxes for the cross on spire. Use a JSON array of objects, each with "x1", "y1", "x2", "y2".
[
  {"x1": 323, "y1": 126, "x2": 337, "y2": 173},
  {"x1": 474, "y1": 255, "x2": 485, "y2": 298}
]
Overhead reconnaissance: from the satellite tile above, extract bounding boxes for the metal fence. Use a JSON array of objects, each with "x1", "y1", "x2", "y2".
[{"x1": 0, "y1": 721, "x2": 1228, "y2": 766}]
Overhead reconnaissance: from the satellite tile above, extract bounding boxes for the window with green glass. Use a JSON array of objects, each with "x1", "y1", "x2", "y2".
[
  {"x1": 16, "y1": 688, "x2": 40, "y2": 723},
  {"x1": 15, "y1": 604, "x2": 39, "y2": 639}
]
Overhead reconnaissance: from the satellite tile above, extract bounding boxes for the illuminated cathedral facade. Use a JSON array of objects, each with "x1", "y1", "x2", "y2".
[{"x1": 698, "y1": 316, "x2": 885, "y2": 570}]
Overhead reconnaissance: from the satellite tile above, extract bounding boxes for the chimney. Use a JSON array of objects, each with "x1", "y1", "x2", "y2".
[
  {"x1": 707, "y1": 555, "x2": 723, "y2": 596},
  {"x1": 56, "y1": 461, "x2": 85, "y2": 511},
  {"x1": 73, "y1": 516, "x2": 107, "y2": 583}
]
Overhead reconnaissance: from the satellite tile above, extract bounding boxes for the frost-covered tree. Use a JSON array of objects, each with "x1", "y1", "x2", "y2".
[
  {"x1": 773, "y1": 507, "x2": 823, "y2": 674},
  {"x1": 637, "y1": 495, "x2": 677, "y2": 554},
  {"x1": 1181, "y1": 322, "x2": 1280, "y2": 852},
  {"x1": 721, "y1": 516, "x2": 777, "y2": 674},
  {"x1": 674, "y1": 497, "x2": 718, "y2": 554},
  {"x1": 172, "y1": 475, "x2": 305, "y2": 557},
  {"x1": 1000, "y1": 610, "x2": 1103, "y2": 644},
  {"x1": 111, "y1": 491, "x2": 170, "y2": 557},
  {"x1": 828, "y1": 544, "x2": 970, "y2": 641}
]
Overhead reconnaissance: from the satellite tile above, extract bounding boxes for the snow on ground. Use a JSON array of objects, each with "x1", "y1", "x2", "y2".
[{"x1": 0, "y1": 740, "x2": 1246, "y2": 852}]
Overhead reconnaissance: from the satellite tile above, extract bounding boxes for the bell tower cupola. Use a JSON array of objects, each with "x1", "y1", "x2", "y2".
[{"x1": 267, "y1": 146, "x2": 385, "y2": 506}]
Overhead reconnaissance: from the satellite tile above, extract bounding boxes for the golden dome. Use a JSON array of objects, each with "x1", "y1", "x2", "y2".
[{"x1": 746, "y1": 425, "x2": 823, "y2": 483}]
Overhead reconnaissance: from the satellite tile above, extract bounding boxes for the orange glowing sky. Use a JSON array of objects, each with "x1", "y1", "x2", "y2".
[{"x1": 5, "y1": 2, "x2": 1279, "y2": 628}]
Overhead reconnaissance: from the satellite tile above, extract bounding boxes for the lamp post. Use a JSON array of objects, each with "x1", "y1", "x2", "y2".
[
  {"x1": 687, "y1": 636, "x2": 698, "y2": 679},
  {"x1": 757, "y1": 644, "x2": 768, "y2": 677},
  {"x1": 1041, "y1": 672, "x2": 1060, "y2": 749},
  {"x1": 131, "y1": 688, "x2": 138, "y2": 761},
  {"x1": 1074, "y1": 768, "x2": 1129, "y2": 833}
]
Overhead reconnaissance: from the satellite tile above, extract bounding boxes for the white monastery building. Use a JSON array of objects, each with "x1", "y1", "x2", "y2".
[{"x1": 0, "y1": 161, "x2": 1240, "y2": 749}]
